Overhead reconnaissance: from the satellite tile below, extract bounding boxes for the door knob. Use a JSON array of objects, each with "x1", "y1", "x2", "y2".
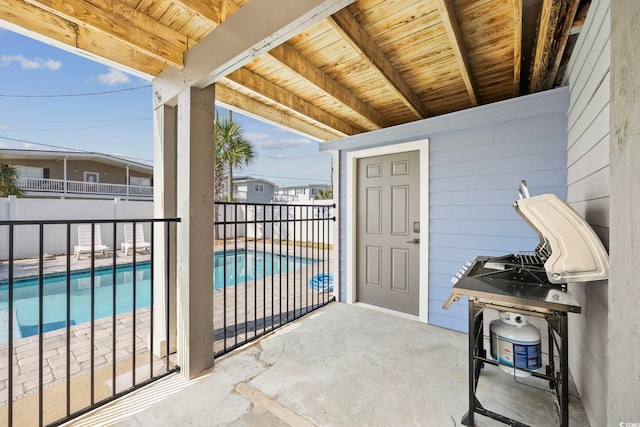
[{"x1": 406, "y1": 238, "x2": 420, "y2": 244}]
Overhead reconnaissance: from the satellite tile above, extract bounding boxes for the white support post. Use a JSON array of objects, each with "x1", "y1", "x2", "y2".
[
  {"x1": 152, "y1": 101, "x2": 178, "y2": 358},
  {"x1": 8, "y1": 195, "x2": 16, "y2": 221},
  {"x1": 610, "y1": 1, "x2": 640, "y2": 422},
  {"x1": 63, "y1": 157, "x2": 67, "y2": 198},
  {"x1": 126, "y1": 165, "x2": 130, "y2": 201},
  {"x1": 329, "y1": 149, "x2": 340, "y2": 301},
  {"x1": 175, "y1": 85, "x2": 215, "y2": 378},
  {"x1": 113, "y1": 198, "x2": 120, "y2": 222}
]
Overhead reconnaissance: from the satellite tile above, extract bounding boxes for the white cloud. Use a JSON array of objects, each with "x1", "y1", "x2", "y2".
[
  {"x1": 96, "y1": 68, "x2": 130, "y2": 85},
  {"x1": 0, "y1": 141, "x2": 38, "y2": 149},
  {"x1": 255, "y1": 138, "x2": 312, "y2": 150},
  {"x1": 41, "y1": 59, "x2": 61, "y2": 70},
  {"x1": 263, "y1": 151, "x2": 326, "y2": 160},
  {"x1": 0, "y1": 55, "x2": 62, "y2": 70},
  {"x1": 0, "y1": 125, "x2": 7, "y2": 130},
  {"x1": 244, "y1": 132, "x2": 270, "y2": 141}
]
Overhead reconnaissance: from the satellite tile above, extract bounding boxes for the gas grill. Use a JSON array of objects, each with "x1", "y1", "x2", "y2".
[{"x1": 443, "y1": 181, "x2": 609, "y2": 427}]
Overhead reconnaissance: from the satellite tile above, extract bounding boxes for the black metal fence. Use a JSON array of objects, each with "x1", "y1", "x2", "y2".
[
  {"x1": 0, "y1": 218, "x2": 180, "y2": 427},
  {"x1": 213, "y1": 202, "x2": 335, "y2": 356},
  {"x1": 0, "y1": 203, "x2": 335, "y2": 425}
]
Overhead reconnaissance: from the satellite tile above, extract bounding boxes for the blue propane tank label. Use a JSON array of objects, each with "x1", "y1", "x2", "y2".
[{"x1": 513, "y1": 342, "x2": 542, "y2": 370}]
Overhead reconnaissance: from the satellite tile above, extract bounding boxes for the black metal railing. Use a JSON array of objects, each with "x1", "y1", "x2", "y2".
[
  {"x1": 0, "y1": 218, "x2": 180, "y2": 427},
  {"x1": 213, "y1": 202, "x2": 335, "y2": 357}
]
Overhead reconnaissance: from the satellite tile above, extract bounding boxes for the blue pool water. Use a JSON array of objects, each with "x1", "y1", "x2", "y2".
[{"x1": 0, "y1": 250, "x2": 312, "y2": 340}]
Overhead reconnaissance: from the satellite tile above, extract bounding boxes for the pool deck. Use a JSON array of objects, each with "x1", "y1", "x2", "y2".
[
  {"x1": 0, "y1": 249, "x2": 159, "y2": 414},
  {"x1": 0, "y1": 243, "x2": 332, "y2": 426}
]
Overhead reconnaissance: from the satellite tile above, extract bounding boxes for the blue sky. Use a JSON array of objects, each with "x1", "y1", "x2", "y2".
[{"x1": 0, "y1": 29, "x2": 331, "y2": 187}]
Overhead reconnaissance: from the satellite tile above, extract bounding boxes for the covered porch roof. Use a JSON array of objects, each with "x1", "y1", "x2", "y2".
[{"x1": 1, "y1": 0, "x2": 590, "y2": 142}]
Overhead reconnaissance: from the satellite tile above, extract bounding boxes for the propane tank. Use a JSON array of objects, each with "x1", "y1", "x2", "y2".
[{"x1": 490, "y1": 312, "x2": 542, "y2": 377}]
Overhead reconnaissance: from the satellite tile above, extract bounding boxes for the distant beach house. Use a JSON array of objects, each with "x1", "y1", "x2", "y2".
[
  {"x1": 273, "y1": 184, "x2": 331, "y2": 202},
  {"x1": 220, "y1": 176, "x2": 276, "y2": 203},
  {"x1": 0, "y1": 149, "x2": 153, "y2": 200},
  {"x1": 220, "y1": 177, "x2": 330, "y2": 203}
]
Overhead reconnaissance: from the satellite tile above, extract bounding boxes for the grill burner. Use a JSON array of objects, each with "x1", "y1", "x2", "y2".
[
  {"x1": 445, "y1": 180, "x2": 609, "y2": 309},
  {"x1": 468, "y1": 255, "x2": 547, "y2": 285}
]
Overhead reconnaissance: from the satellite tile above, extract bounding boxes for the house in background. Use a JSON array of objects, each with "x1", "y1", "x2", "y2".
[
  {"x1": 220, "y1": 176, "x2": 275, "y2": 203},
  {"x1": 0, "y1": 149, "x2": 153, "y2": 200},
  {"x1": 220, "y1": 177, "x2": 330, "y2": 203},
  {"x1": 273, "y1": 184, "x2": 331, "y2": 202}
]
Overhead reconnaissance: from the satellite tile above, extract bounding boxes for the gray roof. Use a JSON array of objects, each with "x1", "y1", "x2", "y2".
[{"x1": 0, "y1": 148, "x2": 153, "y2": 173}]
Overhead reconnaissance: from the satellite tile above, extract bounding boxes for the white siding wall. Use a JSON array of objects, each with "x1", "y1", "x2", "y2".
[
  {"x1": 565, "y1": 1, "x2": 610, "y2": 426},
  {"x1": 328, "y1": 88, "x2": 569, "y2": 332}
]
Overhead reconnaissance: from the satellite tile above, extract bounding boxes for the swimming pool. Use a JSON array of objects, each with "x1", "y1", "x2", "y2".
[{"x1": 0, "y1": 250, "x2": 312, "y2": 340}]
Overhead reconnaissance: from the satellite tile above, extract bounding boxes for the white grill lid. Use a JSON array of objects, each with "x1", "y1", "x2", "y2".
[{"x1": 514, "y1": 193, "x2": 609, "y2": 284}]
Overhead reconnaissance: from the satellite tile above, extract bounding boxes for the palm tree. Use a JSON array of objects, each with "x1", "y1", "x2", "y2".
[
  {"x1": 214, "y1": 114, "x2": 257, "y2": 201},
  {"x1": 0, "y1": 161, "x2": 23, "y2": 197},
  {"x1": 316, "y1": 188, "x2": 333, "y2": 200}
]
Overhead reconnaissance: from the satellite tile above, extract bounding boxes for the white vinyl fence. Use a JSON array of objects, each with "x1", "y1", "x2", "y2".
[
  {"x1": 0, "y1": 196, "x2": 153, "y2": 259},
  {"x1": 215, "y1": 201, "x2": 334, "y2": 245},
  {"x1": 0, "y1": 197, "x2": 334, "y2": 260}
]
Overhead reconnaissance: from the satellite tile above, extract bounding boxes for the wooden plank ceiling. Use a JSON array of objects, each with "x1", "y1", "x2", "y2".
[{"x1": 1, "y1": 0, "x2": 590, "y2": 142}]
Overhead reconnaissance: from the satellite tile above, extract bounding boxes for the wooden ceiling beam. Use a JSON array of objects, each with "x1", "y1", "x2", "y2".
[
  {"x1": 514, "y1": 0, "x2": 523, "y2": 97},
  {"x1": 21, "y1": 0, "x2": 187, "y2": 68},
  {"x1": 0, "y1": 0, "x2": 165, "y2": 76},
  {"x1": 269, "y1": 43, "x2": 386, "y2": 129},
  {"x1": 529, "y1": 0, "x2": 562, "y2": 93},
  {"x1": 206, "y1": 0, "x2": 384, "y2": 130},
  {"x1": 77, "y1": 27, "x2": 168, "y2": 76},
  {"x1": 435, "y1": 0, "x2": 478, "y2": 107},
  {"x1": 543, "y1": 0, "x2": 580, "y2": 90},
  {"x1": 215, "y1": 84, "x2": 345, "y2": 142},
  {"x1": 570, "y1": 16, "x2": 586, "y2": 35},
  {"x1": 328, "y1": 8, "x2": 430, "y2": 119},
  {"x1": 171, "y1": 0, "x2": 251, "y2": 27},
  {"x1": 170, "y1": 0, "x2": 220, "y2": 24},
  {"x1": 154, "y1": 0, "x2": 355, "y2": 106},
  {"x1": 225, "y1": 67, "x2": 358, "y2": 136},
  {"x1": 201, "y1": 0, "x2": 370, "y2": 134},
  {"x1": 213, "y1": 0, "x2": 246, "y2": 23},
  {"x1": 0, "y1": 0, "x2": 76, "y2": 47}
]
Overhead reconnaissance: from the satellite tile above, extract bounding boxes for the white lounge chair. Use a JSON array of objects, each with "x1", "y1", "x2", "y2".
[
  {"x1": 121, "y1": 223, "x2": 151, "y2": 255},
  {"x1": 74, "y1": 224, "x2": 111, "y2": 260}
]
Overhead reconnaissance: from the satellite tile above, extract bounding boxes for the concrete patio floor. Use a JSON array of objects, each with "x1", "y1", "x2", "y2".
[{"x1": 67, "y1": 303, "x2": 589, "y2": 427}]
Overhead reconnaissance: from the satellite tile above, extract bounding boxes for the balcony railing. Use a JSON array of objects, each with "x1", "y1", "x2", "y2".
[
  {"x1": 214, "y1": 202, "x2": 335, "y2": 357},
  {"x1": 272, "y1": 193, "x2": 298, "y2": 202},
  {"x1": 0, "y1": 218, "x2": 179, "y2": 427},
  {"x1": 231, "y1": 191, "x2": 247, "y2": 201},
  {"x1": 17, "y1": 177, "x2": 153, "y2": 200},
  {"x1": 0, "y1": 202, "x2": 334, "y2": 426}
]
